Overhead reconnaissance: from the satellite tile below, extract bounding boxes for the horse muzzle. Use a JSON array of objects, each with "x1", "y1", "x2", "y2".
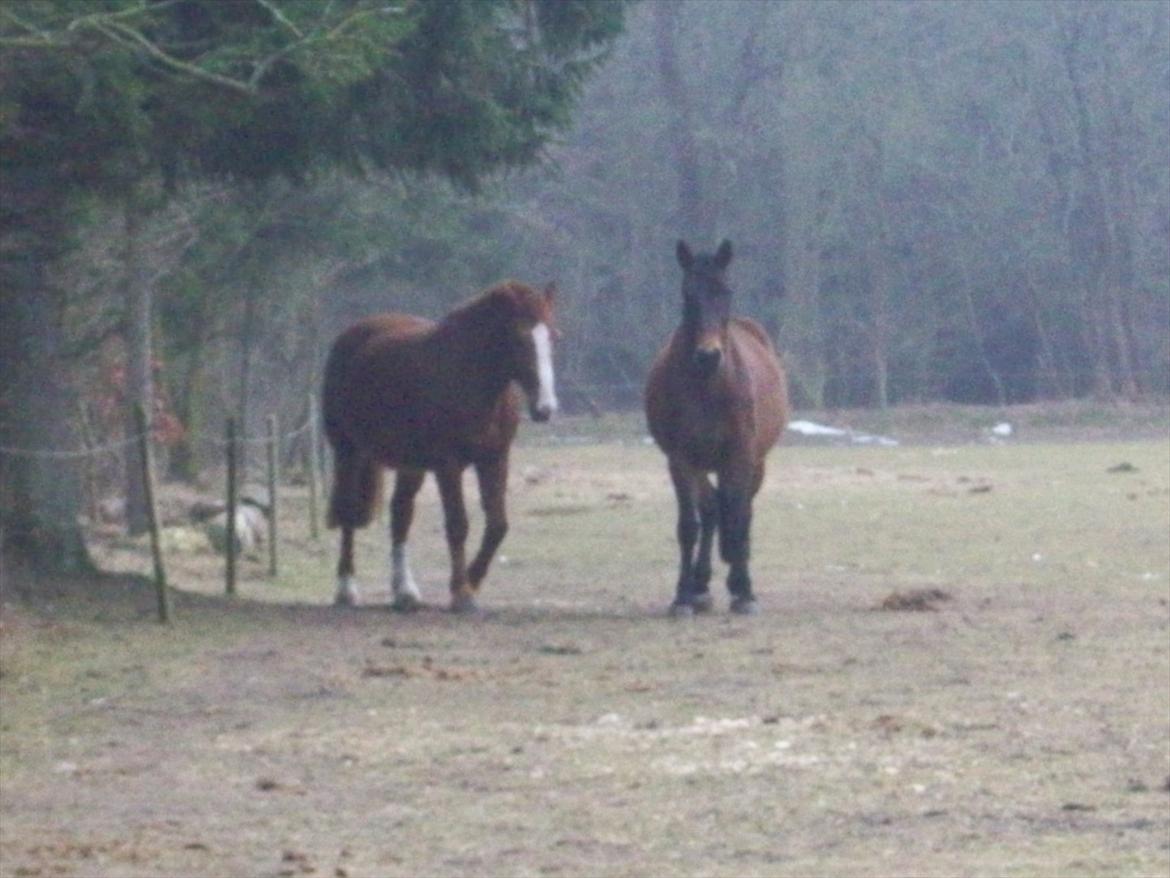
[
  {"x1": 529, "y1": 402, "x2": 555, "y2": 423},
  {"x1": 693, "y1": 347, "x2": 722, "y2": 378}
]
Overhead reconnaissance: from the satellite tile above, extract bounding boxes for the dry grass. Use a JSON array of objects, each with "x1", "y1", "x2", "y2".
[{"x1": 2, "y1": 416, "x2": 1168, "y2": 878}]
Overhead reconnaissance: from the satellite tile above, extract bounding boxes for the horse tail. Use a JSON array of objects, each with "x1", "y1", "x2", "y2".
[{"x1": 327, "y1": 442, "x2": 383, "y2": 530}]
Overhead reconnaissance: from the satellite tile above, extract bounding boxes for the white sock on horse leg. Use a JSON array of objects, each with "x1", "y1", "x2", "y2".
[{"x1": 391, "y1": 541, "x2": 421, "y2": 601}]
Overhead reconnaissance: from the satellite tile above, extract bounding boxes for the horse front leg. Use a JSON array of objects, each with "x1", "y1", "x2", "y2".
[
  {"x1": 468, "y1": 454, "x2": 509, "y2": 594},
  {"x1": 668, "y1": 458, "x2": 703, "y2": 616},
  {"x1": 435, "y1": 461, "x2": 474, "y2": 613},
  {"x1": 718, "y1": 462, "x2": 759, "y2": 615},
  {"x1": 692, "y1": 475, "x2": 718, "y2": 612}
]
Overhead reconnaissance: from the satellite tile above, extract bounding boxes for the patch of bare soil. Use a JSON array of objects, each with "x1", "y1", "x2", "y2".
[{"x1": 877, "y1": 588, "x2": 953, "y2": 612}]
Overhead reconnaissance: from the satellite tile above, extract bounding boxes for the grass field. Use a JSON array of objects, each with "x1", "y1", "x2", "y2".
[{"x1": 2, "y1": 409, "x2": 1168, "y2": 877}]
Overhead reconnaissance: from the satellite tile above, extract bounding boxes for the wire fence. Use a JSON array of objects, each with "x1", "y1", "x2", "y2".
[{"x1": 0, "y1": 412, "x2": 314, "y2": 460}]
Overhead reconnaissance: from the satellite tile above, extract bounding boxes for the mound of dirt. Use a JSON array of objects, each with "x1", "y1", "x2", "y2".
[{"x1": 877, "y1": 587, "x2": 953, "y2": 612}]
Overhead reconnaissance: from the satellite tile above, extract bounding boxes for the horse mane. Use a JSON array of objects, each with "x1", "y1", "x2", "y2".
[{"x1": 441, "y1": 281, "x2": 541, "y2": 330}]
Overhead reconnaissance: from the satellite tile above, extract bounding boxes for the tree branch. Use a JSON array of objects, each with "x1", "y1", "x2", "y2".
[
  {"x1": 254, "y1": 0, "x2": 304, "y2": 39},
  {"x1": 78, "y1": 18, "x2": 257, "y2": 95}
]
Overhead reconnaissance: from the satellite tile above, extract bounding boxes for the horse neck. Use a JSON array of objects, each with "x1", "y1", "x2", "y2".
[{"x1": 433, "y1": 299, "x2": 513, "y2": 403}]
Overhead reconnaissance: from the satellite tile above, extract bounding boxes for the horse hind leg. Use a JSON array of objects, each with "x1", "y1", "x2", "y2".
[
  {"x1": 389, "y1": 469, "x2": 425, "y2": 611},
  {"x1": 328, "y1": 443, "x2": 383, "y2": 606}
]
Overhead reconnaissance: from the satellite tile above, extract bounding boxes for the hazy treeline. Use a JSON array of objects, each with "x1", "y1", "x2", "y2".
[
  {"x1": 519, "y1": 0, "x2": 1170, "y2": 409},
  {"x1": 44, "y1": 2, "x2": 1170, "y2": 433},
  {"x1": 72, "y1": 0, "x2": 1167, "y2": 446}
]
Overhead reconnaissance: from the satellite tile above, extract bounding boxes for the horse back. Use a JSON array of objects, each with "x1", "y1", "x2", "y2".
[
  {"x1": 323, "y1": 312, "x2": 519, "y2": 467},
  {"x1": 322, "y1": 314, "x2": 436, "y2": 446}
]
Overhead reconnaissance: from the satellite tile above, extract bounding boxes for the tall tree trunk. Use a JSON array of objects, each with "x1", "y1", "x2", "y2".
[
  {"x1": 1099, "y1": 48, "x2": 1143, "y2": 399},
  {"x1": 949, "y1": 211, "x2": 1008, "y2": 406},
  {"x1": 1059, "y1": 6, "x2": 1123, "y2": 399},
  {"x1": 856, "y1": 132, "x2": 895, "y2": 409},
  {"x1": 166, "y1": 348, "x2": 204, "y2": 483},
  {"x1": 122, "y1": 202, "x2": 153, "y2": 535},
  {"x1": 1022, "y1": 270, "x2": 1070, "y2": 399},
  {"x1": 0, "y1": 180, "x2": 93, "y2": 581},
  {"x1": 653, "y1": 0, "x2": 711, "y2": 242}
]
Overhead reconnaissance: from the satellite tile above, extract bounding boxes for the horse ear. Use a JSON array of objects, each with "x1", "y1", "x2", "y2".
[
  {"x1": 714, "y1": 239, "x2": 733, "y2": 270},
  {"x1": 676, "y1": 240, "x2": 694, "y2": 271},
  {"x1": 543, "y1": 282, "x2": 557, "y2": 304}
]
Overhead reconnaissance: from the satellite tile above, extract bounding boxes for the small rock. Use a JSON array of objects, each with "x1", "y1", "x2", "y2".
[
  {"x1": 538, "y1": 643, "x2": 584, "y2": 656},
  {"x1": 97, "y1": 496, "x2": 126, "y2": 524},
  {"x1": 159, "y1": 526, "x2": 211, "y2": 554},
  {"x1": 241, "y1": 485, "x2": 272, "y2": 512},
  {"x1": 206, "y1": 506, "x2": 266, "y2": 555}
]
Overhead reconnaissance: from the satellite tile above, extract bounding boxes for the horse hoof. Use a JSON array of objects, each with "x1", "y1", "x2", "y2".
[
  {"x1": 692, "y1": 593, "x2": 714, "y2": 613},
  {"x1": 730, "y1": 596, "x2": 759, "y2": 615},
  {"x1": 450, "y1": 594, "x2": 480, "y2": 615},
  {"x1": 334, "y1": 576, "x2": 360, "y2": 607},
  {"x1": 668, "y1": 601, "x2": 695, "y2": 618},
  {"x1": 391, "y1": 593, "x2": 421, "y2": 613}
]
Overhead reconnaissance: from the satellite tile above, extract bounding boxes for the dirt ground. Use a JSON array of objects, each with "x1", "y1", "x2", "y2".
[{"x1": 2, "y1": 409, "x2": 1169, "y2": 877}]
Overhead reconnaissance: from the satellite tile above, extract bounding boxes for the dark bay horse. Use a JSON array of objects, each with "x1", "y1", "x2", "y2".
[
  {"x1": 645, "y1": 240, "x2": 788, "y2": 615},
  {"x1": 322, "y1": 281, "x2": 558, "y2": 613}
]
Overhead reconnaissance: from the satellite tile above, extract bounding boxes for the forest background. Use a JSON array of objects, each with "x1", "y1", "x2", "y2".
[{"x1": 1, "y1": 0, "x2": 1168, "y2": 578}]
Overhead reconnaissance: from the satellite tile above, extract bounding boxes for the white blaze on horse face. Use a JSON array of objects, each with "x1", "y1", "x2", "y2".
[
  {"x1": 391, "y1": 541, "x2": 420, "y2": 602},
  {"x1": 532, "y1": 322, "x2": 558, "y2": 415}
]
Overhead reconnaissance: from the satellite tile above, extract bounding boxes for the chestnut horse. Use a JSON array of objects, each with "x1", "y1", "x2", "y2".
[
  {"x1": 645, "y1": 240, "x2": 788, "y2": 615},
  {"x1": 322, "y1": 281, "x2": 558, "y2": 613}
]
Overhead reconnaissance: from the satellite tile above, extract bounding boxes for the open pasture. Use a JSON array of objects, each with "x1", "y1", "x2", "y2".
[{"x1": 2, "y1": 417, "x2": 1169, "y2": 877}]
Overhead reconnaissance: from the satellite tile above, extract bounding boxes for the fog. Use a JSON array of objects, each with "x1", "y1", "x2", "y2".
[{"x1": 315, "y1": 0, "x2": 1169, "y2": 416}]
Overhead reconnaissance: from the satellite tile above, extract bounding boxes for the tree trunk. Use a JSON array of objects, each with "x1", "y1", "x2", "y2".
[
  {"x1": 123, "y1": 202, "x2": 154, "y2": 535},
  {"x1": 856, "y1": 132, "x2": 895, "y2": 410},
  {"x1": 653, "y1": 0, "x2": 711, "y2": 242},
  {"x1": 166, "y1": 348, "x2": 205, "y2": 483},
  {"x1": 1059, "y1": 6, "x2": 1126, "y2": 400},
  {"x1": 0, "y1": 181, "x2": 93, "y2": 581}
]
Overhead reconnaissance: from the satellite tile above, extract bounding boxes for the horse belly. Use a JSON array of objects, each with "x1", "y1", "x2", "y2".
[{"x1": 654, "y1": 407, "x2": 733, "y2": 473}]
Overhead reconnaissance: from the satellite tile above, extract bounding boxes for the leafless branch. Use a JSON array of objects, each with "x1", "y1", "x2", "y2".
[{"x1": 254, "y1": 0, "x2": 304, "y2": 39}]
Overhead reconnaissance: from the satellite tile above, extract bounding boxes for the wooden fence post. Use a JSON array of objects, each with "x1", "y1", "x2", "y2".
[
  {"x1": 307, "y1": 393, "x2": 321, "y2": 540},
  {"x1": 266, "y1": 413, "x2": 279, "y2": 577},
  {"x1": 135, "y1": 404, "x2": 171, "y2": 624},
  {"x1": 225, "y1": 417, "x2": 237, "y2": 596}
]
